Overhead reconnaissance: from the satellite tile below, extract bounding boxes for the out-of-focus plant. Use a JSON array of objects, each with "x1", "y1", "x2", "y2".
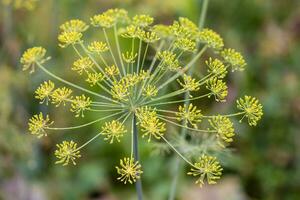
[
  {"x1": 21, "y1": 7, "x2": 263, "y2": 200},
  {"x1": 1, "y1": 0, "x2": 39, "y2": 10}
]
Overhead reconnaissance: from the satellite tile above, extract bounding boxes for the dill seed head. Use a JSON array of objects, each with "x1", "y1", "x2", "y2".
[
  {"x1": 55, "y1": 141, "x2": 81, "y2": 166},
  {"x1": 188, "y1": 155, "x2": 223, "y2": 187},
  {"x1": 116, "y1": 157, "x2": 143, "y2": 184}
]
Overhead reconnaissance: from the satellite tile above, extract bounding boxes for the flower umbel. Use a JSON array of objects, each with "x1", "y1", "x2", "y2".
[
  {"x1": 28, "y1": 113, "x2": 53, "y2": 138},
  {"x1": 23, "y1": 9, "x2": 262, "y2": 189},
  {"x1": 116, "y1": 157, "x2": 143, "y2": 184},
  {"x1": 55, "y1": 141, "x2": 81, "y2": 166},
  {"x1": 188, "y1": 155, "x2": 223, "y2": 187},
  {"x1": 237, "y1": 96, "x2": 263, "y2": 126}
]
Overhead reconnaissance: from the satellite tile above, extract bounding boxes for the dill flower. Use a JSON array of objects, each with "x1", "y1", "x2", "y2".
[
  {"x1": 60, "y1": 19, "x2": 89, "y2": 33},
  {"x1": 209, "y1": 115, "x2": 235, "y2": 147},
  {"x1": 177, "y1": 74, "x2": 200, "y2": 92},
  {"x1": 157, "y1": 51, "x2": 181, "y2": 71},
  {"x1": 23, "y1": 8, "x2": 262, "y2": 189},
  {"x1": 70, "y1": 95, "x2": 92, "y2": 117},
  {"x1": 72, "y1": 57, "x2": 94, "y2": 75},
  {"x1": 187, "y1": 155, "x2": 223, "y2": 187},
  {"x1": 176, "y1": 104, "x2": 202, "y2": 128},
  {"x1": 88, "y1": 41, "x2": 109, "y2": 53},
  {"x1": 132, "y1": 14, "x2": 154, "y2": 27},
  {"x1": 20, "y1": 47, "x2": 47, "y2": 73},
  {"x1": 86, "y1": 72, "x2": 104, "y2": 86},
  {"x1": 221, "y1": 48, "x2": 247, "y2": 72},
  {"x1": 237, "y1": 96, "x2": 263, "y2": 126},
  {"x1": 105, "y1": 65, "x2": 120, "y2": 77},
  {"x1": 116, "y1": 157, "x2": 143, "y2": 184},
  {"x1": 205, "y1": 57, "x2": 227, "y2": 79},
  {"x1": 138, "y1": 109, "x2": 166, "y2": 142},
  {"x1": 55, "y1": 141, "x2": 81, "y2": 166},
  {"x1": 51, "y1": 87, "x2": 73, "y2": 106},
  {"x1": 58, "y1": 31, "x2": 82, "y2": 48},
  {"x1": 35, "y1": 80, "x2": 55, "y2": 105},
  {"x1": 122, "y1": 51, "x2": 137, "y2": 63},
  {"x1": 206, "y1": 78, "x2": 228, "y2": 102},
  {"x1": 101, "y1": 120, "x2": 127, "y2": 143},
  {"x1": 28, "y1": 112, "x2": 53, "y2": 138},
  {"x1": 199, "y1": 28, "x2": 224, "y2": 51},
  {"x1": 143, "y1": 85, "x2": 158, "y2": 98},
  {"x1": 174, "y1": 38, "x2": 196, "y2": 52}
]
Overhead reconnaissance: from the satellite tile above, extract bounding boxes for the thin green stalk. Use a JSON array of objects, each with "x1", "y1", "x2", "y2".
[
  {"x1": 132, "y1": 114, "x2": 143, "y2": 200},
  {"x1": 37, "y1": 63, "x2": 120, "y2": 104},
  {"x1": 114, "y1": 25, "x2": 126, "y2": 75}
]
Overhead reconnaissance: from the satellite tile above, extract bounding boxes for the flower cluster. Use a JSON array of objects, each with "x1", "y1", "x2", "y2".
[{"x1": 22, "y1": 8, "x2": 263, "y2": 188}]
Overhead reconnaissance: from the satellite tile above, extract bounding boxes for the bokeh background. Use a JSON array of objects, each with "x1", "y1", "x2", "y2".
[{"x1": 1, "y1": 0, "x2": 300, "y2": 199}]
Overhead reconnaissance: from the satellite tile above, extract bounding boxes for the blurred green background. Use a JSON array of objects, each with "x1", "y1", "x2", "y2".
[{"x1": 1, "y1": 0, "x2": 300, "y2": 199}]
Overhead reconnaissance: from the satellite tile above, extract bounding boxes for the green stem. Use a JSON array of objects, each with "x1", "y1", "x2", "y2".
[{"x1": 132, "y1": 114, "x2": 143, "y2": 200}]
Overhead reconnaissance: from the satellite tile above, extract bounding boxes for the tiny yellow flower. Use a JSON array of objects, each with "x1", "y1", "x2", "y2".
[
  {"x1": 111, "y1": 81, "x2": 129, "y2": 101},
  {"x1": 157, "y1": 51, "x2": 181, "y2": 71},
  {"x1": 51, "y1": 87, "x2": 73, "y2": 106},
  {"x1": 60, "y1": 19, "x2": 89, "y2": 33},
  {"x1": 116, "y1": 157, "x2": 143, "y2": 184},
  {"x1": 35, "y1": 80, "x2": 55, "y2": 105},
  {"x1": 178, "y1": 17, "x2": 199, "y2": 39},
  {"x1": 72, "y1": 57, "x2": 94, "y2": 75},
  {"x1": 101, "y1": 120, "x2": 127, "y2": 143},
  {"x1": 140, "y1": 115, "x2": 166, "y2": 142},
  {"x1": 237, "y1": 96, "x2": 263, "y2": 126},
  {"x1": 139, "y1": 31, "x2": 160, "y2": 43},
  {"x1": 88, "y1": 41, "x2": 109, "y2": 53},
  {"x1": 20, "y1": 47, "x2": 48, "y2": 73},
  {"x1": 205, "y1": 57, "x2": 227, "y2": 79},
  {"x1": 206, "y1": 78, "x2": 228, "y2": 102},
  {"x1": 209, "y1": 115, "x2": 235, "y2": 148},
  {"x1": 121, "y1": 25, "x2": 142, "y2": 38},
  {"x1": 176, "y1": 104, "x2": 202, "y2": 128},
  {"x1": 152, "y1": 24, "x2": 172, "y2": 38},
  {"x1": 90, "y1": 13, "x2": 115, "y2": 28},
  {"x1": 132, "y1": 14, "x2": 154, "y2": 27},
  {"x1": 70, "y1": 95, "x2": 92, "y2": 117},
  {"x1": 86, "y1": 72, "x2": 104, "y2": 86},
  {"x1": 187, "y1": 155, "x2": 223, "y2": 187},
  {"x1": 177, "y1": 74, "x2": 200, "y2": 92},
  {"x1": 174, "y1": 38, "x2": 196, "y2": 52},
  {"x1": 122, "y1": 51, "x2": 137, "y2": 63},
  {"x1": 58, "y1": 31, "x2": 82, "y2": 48},
  {"x1": 199, "y1": 28, "x2": 224, "y2": 51},
  {"x1": 55, "y1": 141, "x2": 81, "y2": 166},
  {"x1": 105, "y1": 65, "x2": 120, "y2": 77},
  {"x1": 221, "y1": 48, "x2": 246, "y2": 72},
  {"x1": 143, "y1": 85, "x2": 158, "y2": 98},
  {"x1": 28, "y1": 112, "x2": 53, "y2": 138}
]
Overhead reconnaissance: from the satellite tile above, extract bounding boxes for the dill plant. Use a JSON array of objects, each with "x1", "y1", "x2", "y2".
[{"x1": 21, "y1": 7, "x2": 263, "y2": 199}]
